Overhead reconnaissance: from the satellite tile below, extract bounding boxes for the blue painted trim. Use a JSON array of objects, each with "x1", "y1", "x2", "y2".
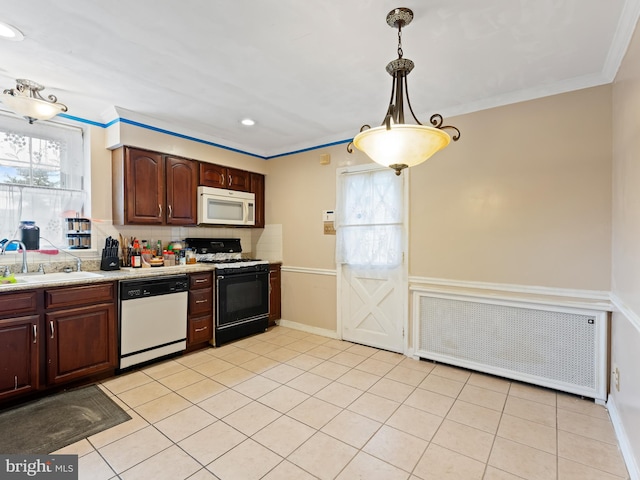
[
  {"x1": 265, "y1": 138, "x2": 352, "y2": 159},
  {"x1": 58, "y1": 113, "x2": 109, "y2": 128},
  {"x1": 119, "y1": 118, "x2": 266, "y2": 159},
  {"x1": 57, "y1": 113, "x2": 353, "y2": 160}
]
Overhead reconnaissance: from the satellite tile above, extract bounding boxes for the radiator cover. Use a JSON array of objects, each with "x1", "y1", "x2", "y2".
[{"x1": 414, "y1": 293, "x2": 608, "y2": 401}]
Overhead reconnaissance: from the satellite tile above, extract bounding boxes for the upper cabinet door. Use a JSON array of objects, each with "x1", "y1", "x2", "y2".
[
  {"x1": 165, "y1": 156, "x2": 198, "y2": 225},
  {"x1": 199, "y1": 163, "x2": 251, "y2": 192},
  {"x1": 226, "y1": 167, "x2": 250, "y2": 192},
  {"x1": 124, "y1": 148, "x2": 164, "y2": 224},
  {"x1": 199, "y1": 163, "x2": 227, "y2": 188}
]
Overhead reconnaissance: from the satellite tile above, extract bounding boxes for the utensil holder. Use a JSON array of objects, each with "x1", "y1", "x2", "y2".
[{"x1": 100, "y1": 255, "x2": 120, "y2": 271}]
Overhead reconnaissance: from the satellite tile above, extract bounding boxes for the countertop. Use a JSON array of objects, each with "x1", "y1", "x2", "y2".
[{"x1": 0, "y1": 263, "x2": 217, "y2": 292}]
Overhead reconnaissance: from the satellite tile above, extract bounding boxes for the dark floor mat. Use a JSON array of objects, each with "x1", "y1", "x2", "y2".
[{"x1": 0, "y1": 385, "x2": 131, "y2": 454}]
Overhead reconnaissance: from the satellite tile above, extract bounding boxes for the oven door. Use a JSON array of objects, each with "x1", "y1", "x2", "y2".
[{"x1": 216, "y1": 270, "x2": 269, "y2": 328}]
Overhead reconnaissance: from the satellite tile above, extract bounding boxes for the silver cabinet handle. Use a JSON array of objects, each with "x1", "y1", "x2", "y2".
[
  {"x1": 195, "y1": 299, "x2": 207, "y2": 304},
  {"x1": 14, "y1": 376, "x2": 17, "y2": 390},
  {"x1": 220, "y1": 172, "x2": 225, "y2": 186},
  {"x1": 49, "y1": 320, "x2": 55, "y2": 339},
  {"x1": 168, "y1": 205, "x2": 172, "y2": 218},
  {"x1": 33, "y1": 324, "x2": 37, "y2": 343},
  {"x1": 228, "y1": 174, "x2": 232, "y2": 186},
  {"x1": 195, "y1": 279, "x2": 207, "y2": 283},
  {"x1": 195, "y1": 326, "x2": 208, "y2": 332},
  {"x1": 158, "y1": 203, "x2": 162, "y2": 218}
]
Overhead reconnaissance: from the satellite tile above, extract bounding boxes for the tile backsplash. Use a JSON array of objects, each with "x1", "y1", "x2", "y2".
[{"x1": 0, "y1": 221, "x2": 283, "y2": 274}]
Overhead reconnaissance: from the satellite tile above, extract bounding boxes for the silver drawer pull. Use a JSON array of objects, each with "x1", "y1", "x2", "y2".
[
  {"x1": 195, "y1": 299, "x2": 207, "y2": 304},
  {"x1": 195, "y1": 326, "x2": 208, "y2": 332},
  {"x1": 195, "y1": 279, "x2": 207, "y2": 283},
  {"x1": 50, "y1": 320, "x2": 55, "y2": 339}
]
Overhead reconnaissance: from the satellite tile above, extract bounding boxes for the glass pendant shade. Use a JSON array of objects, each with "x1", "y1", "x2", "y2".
[
  {"x1": 1, "y1": 79, "x2": 67, "y2": 124},
  {"x1": 1, "y1": 93, "x2": 64, "y2": 121},
  {"x1": 353, "y1": 124, "x2": 451, "y2": 171},
  {"x1": 348, "y1": 8, "x2": 460, "y2": 175}
]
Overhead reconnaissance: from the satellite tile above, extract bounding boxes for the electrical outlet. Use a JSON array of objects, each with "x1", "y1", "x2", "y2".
[{"x1": 613, "y1": 366, "x2": 620, "y2": 391}]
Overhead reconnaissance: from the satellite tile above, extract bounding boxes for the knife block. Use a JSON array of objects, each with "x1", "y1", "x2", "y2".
[{"x1": 100, "y1": 255, "x2": 120, "y2": 271}]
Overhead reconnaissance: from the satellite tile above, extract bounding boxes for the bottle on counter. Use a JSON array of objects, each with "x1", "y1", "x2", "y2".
[
  {"x1": 162, "y1": 249, "x2": 173, "y2": 266},
  {"x1": 131, "y1": 240, "x2": 142, "y2": 268}
]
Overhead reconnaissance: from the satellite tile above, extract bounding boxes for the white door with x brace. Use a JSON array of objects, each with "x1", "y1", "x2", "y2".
[{"x1": 336, "y1": 164, "x2": 407, "y2": 353}]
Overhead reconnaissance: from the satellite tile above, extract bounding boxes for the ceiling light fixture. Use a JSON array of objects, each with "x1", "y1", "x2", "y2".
[
  {"x1": 241, "y1": 118, "x2": 255, "y2": 126},
  {"x1": 348, "y1": 7, "x2": 460, "y2": 175},
  {"x1": 0, "y1": 21, "x2": 24, "y2": 41},
  {"x1": 1, "y1": 79, "x2": 68, "y2": 124}
]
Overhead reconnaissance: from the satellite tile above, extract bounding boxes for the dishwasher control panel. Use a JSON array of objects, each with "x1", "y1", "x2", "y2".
[{"x1": 120, "y1": 275, "x2": 189, "y2": 300}]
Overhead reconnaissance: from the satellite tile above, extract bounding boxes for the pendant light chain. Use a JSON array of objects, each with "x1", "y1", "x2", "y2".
[{"x1": 397, "y1": 24, "x2": 403, "y2": 59}]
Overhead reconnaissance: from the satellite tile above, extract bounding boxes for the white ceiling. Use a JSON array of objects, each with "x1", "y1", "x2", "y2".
[{"x1": 1, "y1": 0, "x2": 639, "y2": 158}]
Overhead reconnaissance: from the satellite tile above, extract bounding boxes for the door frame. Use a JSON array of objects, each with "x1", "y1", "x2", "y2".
[{"x1": 335, "y1": 163, "x2": 410, "y2": 355}]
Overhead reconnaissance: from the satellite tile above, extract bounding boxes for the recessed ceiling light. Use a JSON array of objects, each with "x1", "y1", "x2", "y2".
[
  {"x1": 241, "y1": 118, "x2": 255, "y2": 126},
  {"x1": 0, "y1": 21, "x2": 24, "y2": 41}
]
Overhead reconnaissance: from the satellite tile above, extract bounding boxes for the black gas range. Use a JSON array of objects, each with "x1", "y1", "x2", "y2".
[{"x1": 185, "y1": 238, "x2": 270, "y2": 346}]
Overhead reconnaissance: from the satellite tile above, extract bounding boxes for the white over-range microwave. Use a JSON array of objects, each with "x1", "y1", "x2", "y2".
[{"x1": 197, "y1": 186, "x2": 255, "y2": 226}]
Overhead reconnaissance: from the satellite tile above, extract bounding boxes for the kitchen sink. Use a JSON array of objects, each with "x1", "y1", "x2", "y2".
[{"x1": 11, "y1": 271, "x2": 104, "y2": 285}]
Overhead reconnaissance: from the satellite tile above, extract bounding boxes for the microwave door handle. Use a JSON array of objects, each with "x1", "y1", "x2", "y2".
[{"x1": 243, "y1": 200, "x2": 248, "y2": 224}]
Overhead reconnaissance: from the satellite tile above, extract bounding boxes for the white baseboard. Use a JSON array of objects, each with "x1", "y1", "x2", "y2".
[
  {"x1": 276, "y1": 319, "x2": 339, "y2": 339},
  {"x1": 607, "y1": 394, "x2": 640, "y2": 480}
]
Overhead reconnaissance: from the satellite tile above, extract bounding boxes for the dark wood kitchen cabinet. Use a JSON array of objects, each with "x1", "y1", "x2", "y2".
[
  {"x1": 269, "y1": 263, "x2": 281, "y2": 325},
  {"x1": 165, "y1": 156, "x2": 199, "y2": 225},
  {"x1": 113, "y1": 147, "x2": 198, "y2": 225},
  {"x1": 187, "y1": 272, "x2": 213, "y2": 350},
  {"x1": 199, "y1": 162, "x2": 250, "y2": 192},
  {"x1": 44, "y1": 283, "x2": 118, "y2": 386},
  {"x1": 0, "y1": 289, "x2": 41, "y2": 402},
  {"x1": 0, "y1": 282, "x2": 118, "y2": 406},
  {"x1": 250, "y1": 172, "x2": 265, "y2": 228}
]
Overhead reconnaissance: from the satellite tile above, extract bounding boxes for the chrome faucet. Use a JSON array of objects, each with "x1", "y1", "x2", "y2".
[{"x1": 0, "y1": 240, "x2": 28, "y2": 273}]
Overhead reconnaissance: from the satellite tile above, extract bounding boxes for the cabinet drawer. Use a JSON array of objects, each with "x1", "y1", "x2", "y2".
[
  {"x1": 0, "y1": 291, "x2": 39, "y2": 316},
  {"x1": 189, "y1": 272, "x2": 212, "y2": 290},
  {"x1": 188, "y1": 314, "x2": 213, "y2": 344},
  {"x1": 45, "y1": 282, "x2": 115, "y2": 309},
  {"x1": 189, "y1": 287, "x2": 212, "y2": 315}
]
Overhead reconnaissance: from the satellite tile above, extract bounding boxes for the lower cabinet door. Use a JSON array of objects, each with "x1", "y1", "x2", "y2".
[
  {"x1": 46, "y1": 303, "x2": 116, "y2": 385},
  {"x1": 0, "y1": 315, "x2": 40, "y2": 400}
]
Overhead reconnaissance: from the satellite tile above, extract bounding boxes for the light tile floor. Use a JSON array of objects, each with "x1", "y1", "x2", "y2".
[{"x1": 52, "y1": 326, "x2": 629, "y2": 480}]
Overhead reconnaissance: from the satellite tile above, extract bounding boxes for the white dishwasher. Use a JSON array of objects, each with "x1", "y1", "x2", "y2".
[{"x1": 119, "y1": 275, "x2": 189, "y2": 369}]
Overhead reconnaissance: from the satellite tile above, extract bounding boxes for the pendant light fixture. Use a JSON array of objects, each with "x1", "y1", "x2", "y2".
[
  {"x1": 348, "y1": 7, "x2": 460, "y2": 175},
  {"x1": 1, "y1": 79, "x2": 68, "y2": 124}
]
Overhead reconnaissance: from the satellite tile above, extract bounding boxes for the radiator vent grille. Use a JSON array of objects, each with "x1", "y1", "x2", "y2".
[{"x1": 419, "y1": 296, "x2": 598, "y2": 390}]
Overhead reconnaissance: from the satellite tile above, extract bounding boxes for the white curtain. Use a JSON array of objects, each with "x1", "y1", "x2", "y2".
[
  {"x1": 336, "y1": 168, "x2": 403, "y2": 266},
  {"x1": 0, "y1": 185, "x2": 86, "y2": 245},
  {"x1": 0, "y1": 112, "x2": 85, "y2": 246}
]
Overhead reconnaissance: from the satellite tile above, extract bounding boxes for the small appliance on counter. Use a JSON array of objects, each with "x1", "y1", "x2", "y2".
[
  {"x1": 65, "y1": 216, "x2": 91, "y2": 249},
  {"x1": 19, "y1": 220, "x2": 40, "y2": 250}
]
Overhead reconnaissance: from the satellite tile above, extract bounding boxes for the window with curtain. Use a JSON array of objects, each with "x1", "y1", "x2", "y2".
[
  {"x1": 0, "y1": 113, "x2": 86, "y2": 247},
  {"x1": 336, "y1": 168, "x2": 403, "y2": 266}
]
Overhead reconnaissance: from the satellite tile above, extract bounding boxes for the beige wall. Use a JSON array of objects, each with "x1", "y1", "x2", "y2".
[
  {"x1": 265, "y1": 148, "x2": 369, "y2": 269},
  {"x1": 410, "y1": 86, "x2": 612, "y2": 289},
  {"x1": 611, "y1": 16, "x2": 640, "y2": 474},
  {"x1": 265, "y1": 86, "x2": 613, "y2": 332}
]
